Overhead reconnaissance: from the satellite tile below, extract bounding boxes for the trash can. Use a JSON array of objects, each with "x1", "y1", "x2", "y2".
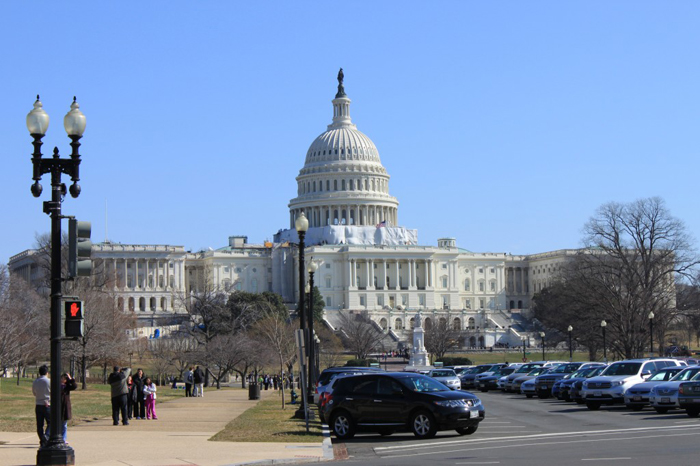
[{"x1": 248, "y1": 383, "x2": 260, "y2": 400}]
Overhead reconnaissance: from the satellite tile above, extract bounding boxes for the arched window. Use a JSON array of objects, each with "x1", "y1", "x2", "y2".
[
  {"x1": 169, "y1": 275, "x2": 174, "y2": 288},
  {"x1": 379, "y1": 318, "x2": 387, "y2": 330},
  {"x1": 150, "y1": 297, "x2": 157, "y2": 311},
  {"x1": 439, "y1": 317, "x2": 447, "y2": 327},
  {"x1": 159, "y1": 275, "x2": 164, "y2": 288},
  {"x1": 518, "y1": 300, "x2": 523, "y2": 308},
  {"x1": 161, "y1": 297, "x2": 167, "y2": 311},
  {"x1": 139, "y1": 297, "x2": 146, "y2": 312},
  {"x1": 478, "y1": 336, "x2": 485, "y2": 348},
  {"x1": 410, "y1": 318, "x2": 415, "y2": 328},
  {"x1": 342, "y1": 180, "x2": 346, "y2": 190},
  {"x1": 468, "y1": 317, "x2": 476, "y2": 329},
  {"x1": 490, "y1": 280, "x2": 496, "y2": 291},
  {"x1": 425, "y1": 317, "x2": 433, "y2": 330},
  {"x1": 469, "y1": 336, "x2": 477, "y2": 347},
  {"x1": 509, "y1": 300, "x2": 515, "y2": 309},
  {"x1": 465, "y1": 279, "x2": 470, "y2": 291},
  {"x1": 128, "y1": 298, "x2": 135, "y2": 312},
  {"x1": 117, "y1": 297, "x2": 124, "y2": 311},
  {"x1": 251, "y1": 278, "x2": 258, "y2": 293},
  {"x1": 395, "y1": 318, "x2": 403, "y2": 330},
  {"x1": 453, "y1": 318, "x2": 461, "y2": 330}
]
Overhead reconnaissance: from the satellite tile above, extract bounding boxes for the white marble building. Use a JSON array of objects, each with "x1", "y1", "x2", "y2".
[{"x1": 8, "y1": 72, "x2": 582, "y2": 348}]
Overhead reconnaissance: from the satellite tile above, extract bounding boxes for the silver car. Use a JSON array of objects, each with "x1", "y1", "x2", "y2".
[
  {"x1": 428, "y1": 369, "x2": 461, "y2": 390},
  {"x1": 648, "y1": 366, "x2": 700, "y2": 413}
]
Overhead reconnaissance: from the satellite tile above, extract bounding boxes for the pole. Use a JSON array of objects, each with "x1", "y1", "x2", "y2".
[
  {"x1": 522, "y1": 340, "x2": 526, "y2": 362},
  {"x1": 307, "y1": 269, "x2": 315, "y2": 394},
  {"x1": 602, "y1": 326, "x2": 607, "y2": 363},
  {"x1": 298, "y1": 231, "x2": 305, "y2": 331},
  {"x1": 568, "y1": 330, "x2": 573, "y2": 362},
  {"x1": 650, "y1": 318, "x2": 654, "y2": 358},
  {"x1": 541, "y1": 335, "x2": 545, "y2": 361}
]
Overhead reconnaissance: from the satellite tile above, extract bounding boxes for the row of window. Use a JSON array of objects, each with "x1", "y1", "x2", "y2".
[{"x1": 300, "y1": 177, "x2": 387, "y2": 195}]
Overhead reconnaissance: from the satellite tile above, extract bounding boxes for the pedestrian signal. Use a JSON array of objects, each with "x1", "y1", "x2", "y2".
[{"x1": 64, "y1": 299, "x2": 84, "y2": 338}]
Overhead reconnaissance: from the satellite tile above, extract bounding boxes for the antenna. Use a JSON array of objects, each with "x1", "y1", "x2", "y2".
[{"x1": 105, "y1": 199, "x2": 109, "y2": 243}]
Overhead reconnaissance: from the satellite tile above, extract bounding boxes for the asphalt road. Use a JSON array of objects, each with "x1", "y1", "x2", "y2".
[{"x1": 331, "y1": 390, "x2": 700, "y2": 465}]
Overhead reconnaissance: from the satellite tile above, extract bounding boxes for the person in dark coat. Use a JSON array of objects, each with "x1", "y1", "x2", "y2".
[
  {"x1": 132, "y1": 368, "x2": 146, "y2": 419},
  {"x1": 107, "y1": 366, "x2": 131, "y2": 425},
  {"x1": 60, "y1": 373, "x2": 78, "y2": 442},
  {"x1": 193, "y1": 366, "x2": 204, "y2": 397},
  {"x1": 126, "y1": 375, "x2": 138, "y2": 419}
]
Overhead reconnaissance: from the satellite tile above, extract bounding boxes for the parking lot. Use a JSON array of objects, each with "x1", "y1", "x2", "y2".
[{"x1": 333, "y1": 390, "x2": 700, "y2": 465}]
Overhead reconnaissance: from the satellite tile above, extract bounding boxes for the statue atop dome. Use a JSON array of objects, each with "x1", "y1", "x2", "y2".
[{"x1": 335, "y1": 68, "x2": 346, "y2": 98}]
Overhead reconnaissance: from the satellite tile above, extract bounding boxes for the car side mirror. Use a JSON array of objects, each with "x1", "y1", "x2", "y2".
[{"x1": 641, "y1": 371, "x2": 651, "y2": 378}]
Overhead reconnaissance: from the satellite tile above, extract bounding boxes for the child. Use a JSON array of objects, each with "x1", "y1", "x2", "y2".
[{"x1": 143, "y1": 377, "x2": 158, "y2": 420}]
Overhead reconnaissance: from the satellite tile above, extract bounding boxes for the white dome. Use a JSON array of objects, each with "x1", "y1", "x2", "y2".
[{"x1": 288, "y1": 71, "x2": 398, "y2": 230}]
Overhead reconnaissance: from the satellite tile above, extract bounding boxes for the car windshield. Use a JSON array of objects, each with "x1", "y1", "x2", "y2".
[
  {"x1": 516, "y1": 364, "x2": 541, "y2": 373},
  {"x1": 552, "y1": 363, "x2": 580, "y2": 374},
  {"x1": 500, "y1": 368, "x2": 516, "y2": 376},
  {"x1": 461, "y1": 367, "x2": 480, "y2": 375},
  {"x1": 570, "y1": 368, "x2": 591, "y2": 378},
  {"x1": 431, "y1": 370, "x2": 456, "y2": 377},
  {"x1": 587, "y1": 367, "x2": 606, "y2": 377},
  {"x1": 400, "y1": 375, "x2": 449, "y2": 392},
  {"x1": 647, "y1": 369, "x2": 681, "y2": 381},
  {"x1": 476, "y1": 366, "x2": 495, "y2": 374},
  {"x1": 602, "y1": 363, "x2": 642, "y2": 376},
  {"x1": 528, "y1": 368, "x2": 547, "y2": 376},
  {"x1": 671, "y1": 368, "x2": 700, "y2": 381}
]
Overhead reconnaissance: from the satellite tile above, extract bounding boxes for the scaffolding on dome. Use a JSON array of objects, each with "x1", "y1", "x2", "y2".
[{"x1": 273, "y1": 225, "x2": 418, "y2": 247}]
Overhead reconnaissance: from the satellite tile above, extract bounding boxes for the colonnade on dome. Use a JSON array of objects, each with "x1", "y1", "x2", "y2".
[{"x1": 289, "y1": 205, "x2": 398, "y2": 229}]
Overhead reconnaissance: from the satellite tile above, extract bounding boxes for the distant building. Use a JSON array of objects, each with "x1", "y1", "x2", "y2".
[{"x1": 9, "y1": 73, "x2": 579, "y2": 348}]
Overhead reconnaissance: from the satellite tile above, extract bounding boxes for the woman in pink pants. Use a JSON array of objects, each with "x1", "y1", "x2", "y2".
[{"x1": 143, "y1": 377, "x2": 158, "y2": 420}]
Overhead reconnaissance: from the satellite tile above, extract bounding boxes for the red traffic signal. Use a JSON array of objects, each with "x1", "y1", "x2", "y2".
[{"x1": 64, "y1": 300, "x2": 83, "y2": 320}]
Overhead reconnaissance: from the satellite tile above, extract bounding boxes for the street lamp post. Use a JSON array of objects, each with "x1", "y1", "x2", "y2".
[
  {"x1": 294, "y1": 212, "x2": 309, "y2": 419},
  {"x1": 522, "y1": 337, "x2": 527, "y2": 362},
  {"x1": 568, "y1": 325, "x2": 573, "y2": 362},
  {"x1": 649, "y1": 311, "x2": 655, "y2": 357},
  {"x1": 307, "y1": 260, "x2": 318, "y2": 392},
  {"x1": 540, "y1": 332, "x2": 546, "y2": 361},
  {"x1": 27, "y1": 96, "x2": 86, "y2": 466},
  {"x1": 601, "y1": 320, "x2": 607, "y2": 363}
]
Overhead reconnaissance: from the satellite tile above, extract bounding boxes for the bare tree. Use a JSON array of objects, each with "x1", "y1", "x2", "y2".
[
  {"x1": 253, "y1": 303, "x2": 296, "y2": 408},
  {"x1": 337, "y1": 311, "x2": 384, "y2": 360},
  {"x1": 424, "y1": 319, "x2": 462, "y2": 362},
  {"x1": 316, "y1": 325, "x2": 343, "y2": 370},
  {"x1": 231, "y1": 334, "x2": 266, "y2": 389}
]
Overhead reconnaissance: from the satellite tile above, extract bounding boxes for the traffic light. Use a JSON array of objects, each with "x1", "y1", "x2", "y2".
[
  {"x1": 64, "y1": 299, "x2": 84, "y2": 338},
  {"x1": 68, "y1": 219, "x2": 92, "y2": 278}
]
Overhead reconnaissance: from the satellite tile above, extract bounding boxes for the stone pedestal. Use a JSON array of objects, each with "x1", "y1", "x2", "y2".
[{"x1": 408, "y1": 312, "x2": 429, "y2": 367}]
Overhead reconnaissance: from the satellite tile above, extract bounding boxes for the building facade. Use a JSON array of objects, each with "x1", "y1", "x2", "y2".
[{"x1": 9, "y1": 73, "x2": 581, "y2": 348}]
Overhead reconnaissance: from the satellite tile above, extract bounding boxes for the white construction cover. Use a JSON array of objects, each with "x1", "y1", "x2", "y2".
[{"x1": 274, "y1": 226, "x2": 418, "y2": 246}]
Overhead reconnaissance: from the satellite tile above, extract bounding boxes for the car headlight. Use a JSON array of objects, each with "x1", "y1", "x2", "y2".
[
  {"x1": 582, "y1": 382, "x2": 589, "y2": 388},
  {"x1": 611, "y1": 380, "x2": 625, "y2": 387},
  {"x1": 434, "y1": 398, "x2": 480, "y2": 408}
]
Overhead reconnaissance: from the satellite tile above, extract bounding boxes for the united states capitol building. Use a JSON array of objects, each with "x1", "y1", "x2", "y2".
[{"x1": 10, "y1": 72, "x2": 577, "y2": 348}]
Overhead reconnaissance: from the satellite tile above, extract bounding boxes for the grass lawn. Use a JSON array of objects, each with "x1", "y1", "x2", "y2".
[
  {"x1": 211, "y1": 395, "x2": 322, "y2": 443},
  {"x1": 0, "y1": 377, "x2": 186, "y2": 432}
]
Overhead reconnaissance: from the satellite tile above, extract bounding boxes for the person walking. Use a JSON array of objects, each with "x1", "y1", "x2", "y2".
[
  {"x1": 193, "y1": 366, "x2": 204, "y2": 397},
  {"x1": 143, "y1": 377, "x2": 158, "y2": 420},
  {"x1": 132, "y1": 368, "x2": 146, "y2": 419},
  {"x1": 60, "y1": 373, "x2": 77, "y2": 442},
  {"x1": 107, "y1": 366, "x2": 131, "y2": 426},
  {"x1": 32, "y1": 365, "x2": 50, "y2": 446},
  {"x1": 184, "y1": 367, "x2": 194, "y2": 397}
]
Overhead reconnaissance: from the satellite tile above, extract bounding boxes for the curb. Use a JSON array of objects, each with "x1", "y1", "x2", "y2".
[{"x1": 227, "y1": 423, "x2": 335, "y2": 466}]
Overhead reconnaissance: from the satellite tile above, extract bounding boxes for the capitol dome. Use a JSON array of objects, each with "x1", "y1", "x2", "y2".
[{"x1": 288, "y1": 70, "x2": 399, "y2": 229}]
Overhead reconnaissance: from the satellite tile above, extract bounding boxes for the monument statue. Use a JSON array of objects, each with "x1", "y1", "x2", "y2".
[
  {"x1": 408, "y1": 311, "x2": 429, "y2": 367},
  {"x1": 335, "y1": 67, "x2": 346, "y2": 98}
]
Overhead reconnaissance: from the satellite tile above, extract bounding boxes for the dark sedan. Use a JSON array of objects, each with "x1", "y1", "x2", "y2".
[
  {"x1": 324, "y1": 372, "x2": 485, "y2": 439},
  {"x1": 478, "y1": 367, "x2": 517, "y2": 392},
  {"x1": 677, "y1": 381, "x2": 700, "y2": 417}
]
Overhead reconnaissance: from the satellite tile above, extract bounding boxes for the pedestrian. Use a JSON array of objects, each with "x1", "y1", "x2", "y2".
[
  {"x1": 127, "y1": 375, "x2": 137, "y2": 419},
  {"x1": 32, "y1": 364, "x2": 51, "y2": 446},
  {"x1": 193, "y1": 365, "x2": 204, "y2": 397},
  {"x1": 143, "y1": 377, "x2": 158, "y2": 420},
  {"x1": 184, "y1": 366, "x2": 194, "y2": 397},
  {"x1": 60, "y1": 373, "x2": 77, "y2": 442},
  {"x1": 107, "y1": 366, "x2": 131, "y2": 426},
  {"x1": 132, "y1": 368, "x2": 146, "y2": 419}
]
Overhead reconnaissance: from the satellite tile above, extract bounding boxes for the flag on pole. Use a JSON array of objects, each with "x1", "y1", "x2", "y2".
[{"x1": 376, "y1": 220, "x2": 386, "y2": 228}]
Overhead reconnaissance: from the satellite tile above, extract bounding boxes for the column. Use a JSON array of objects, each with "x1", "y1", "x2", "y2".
[
  {"x1": 347, "y1": 260, "x2": 353, "y2": 288},
  {"x1": 410, "y1": 259, "x2": 417, "y2": 289},
  {"x1": 394, "y1": 261, "x2": 400, "y2": 290},
  {"x1": 365, "y1": 260, "x2": 370, "y2": 289},
  {"x1": 369, "y1": 259, "x2": 375, "y2": 290},
  {"x1": 383, "y1": 260, "x2": 387, "y2": 289},
  {"x1": 135, "y1": 260, "x2": 140, "y2": 289},
  {"x1": 146, "y1": 260, "x2": 151, "y2": 289}
]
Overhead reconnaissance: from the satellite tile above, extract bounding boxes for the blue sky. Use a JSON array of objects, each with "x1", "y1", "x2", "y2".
[{"x1": 2, "y1": 2, "x2": 699, "y2": 264}]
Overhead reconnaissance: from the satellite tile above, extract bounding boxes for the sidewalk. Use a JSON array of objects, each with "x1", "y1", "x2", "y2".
[{"x1": 0, "y1": 387, "x2": 331, "y2": 466}]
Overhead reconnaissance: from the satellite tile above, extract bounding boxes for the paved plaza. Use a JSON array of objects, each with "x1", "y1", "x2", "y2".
[{"x1": 0, "y1": 387, "x2": 330, "y2": 466}]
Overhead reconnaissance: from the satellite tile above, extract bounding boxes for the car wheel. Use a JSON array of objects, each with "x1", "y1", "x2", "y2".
[
  {"x1": 654, "y1": 407, "x2": 669, "y2": 414},
  {"x1": 456, "y1": 425, "x2": 478, "y2": 435},
  {"x1": 537, "y1": 393, "x2": 549, "y2": 399},
  {"x1": 586, "y1": 402, "x2": 601, "y2": 411},
  {"x1": 330, "y1": 411, "x2": 355, "y2": 440},
  {"x1": 686, "y1": 408, "x2": 700, "y2": 418},
  {"x1": 575, "y1": 399, "x2": 585, "y2": 405},
  {"x1": 630, "y1": 405, "x2": 644, "y2": 411},
  {"x1": 378, "y1": 429, "x2": 394, "y2": 437},
  {"x1": 563, "y1": 395, "x2": 571, "y2": 402},
  {"x1": 480, "y1": 388, "x2": 488, "y2": 392},
  {"x1": 526, "y1": 394, "x2": 533, "y2": 399},
  {"x1": 410, "y1": 410, "x2": 437, "y2": 439}
]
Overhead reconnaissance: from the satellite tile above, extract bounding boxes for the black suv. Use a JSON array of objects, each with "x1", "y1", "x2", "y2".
[{"x1": 323, "y1": 372, "x2": 485, "y2": 439}]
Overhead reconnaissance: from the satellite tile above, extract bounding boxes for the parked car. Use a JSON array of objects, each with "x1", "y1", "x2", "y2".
[
  {"x1": 315, "y1": 366, "x2": 384, "y2": 404},
  {"x1": 647, "y1": 366, "x2": 700, "y2": 413},
  {"x1": 513, "y1": 367, "x2": 552, "y2": 397},
  {"x1": 581, "y1": 358, "x2": 681, "y2": 410},
  {"x1": 535, "y1": 362, "x2": 591, "y2": 399},
  {"x1": 324, "y1": 372, "x2": 485, "y2": 439},
  {"x1": 623, "y1": 366, "x2": 686, "y2": 411},
  {"x1": 503, "y1": 363, "x2": 546, "y2": 392},
  {"x1": 552, "y1": 364, "x2": 606, "y2": 400},
  {"x1": 557, "y1": 366, "x2": 606, "y2": 402},
  {"x1": 478, "y1": 367, "x2": 517, "y2": 392},
  {"x1": 677, "y1": 380, "x2": 700, "y2": 417},
  {"x1": 428, "y1": 368, "x2": 461, "y2": 390},
  {"x1": 460, "y1": 364, "x2": 507, "y2": 389},
  {"x1": 446, "y1": 365, "x2": 474, "y2": 376},
  {"x1": 520, "y1": 378, "x2": 538, "y2": 397}
]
